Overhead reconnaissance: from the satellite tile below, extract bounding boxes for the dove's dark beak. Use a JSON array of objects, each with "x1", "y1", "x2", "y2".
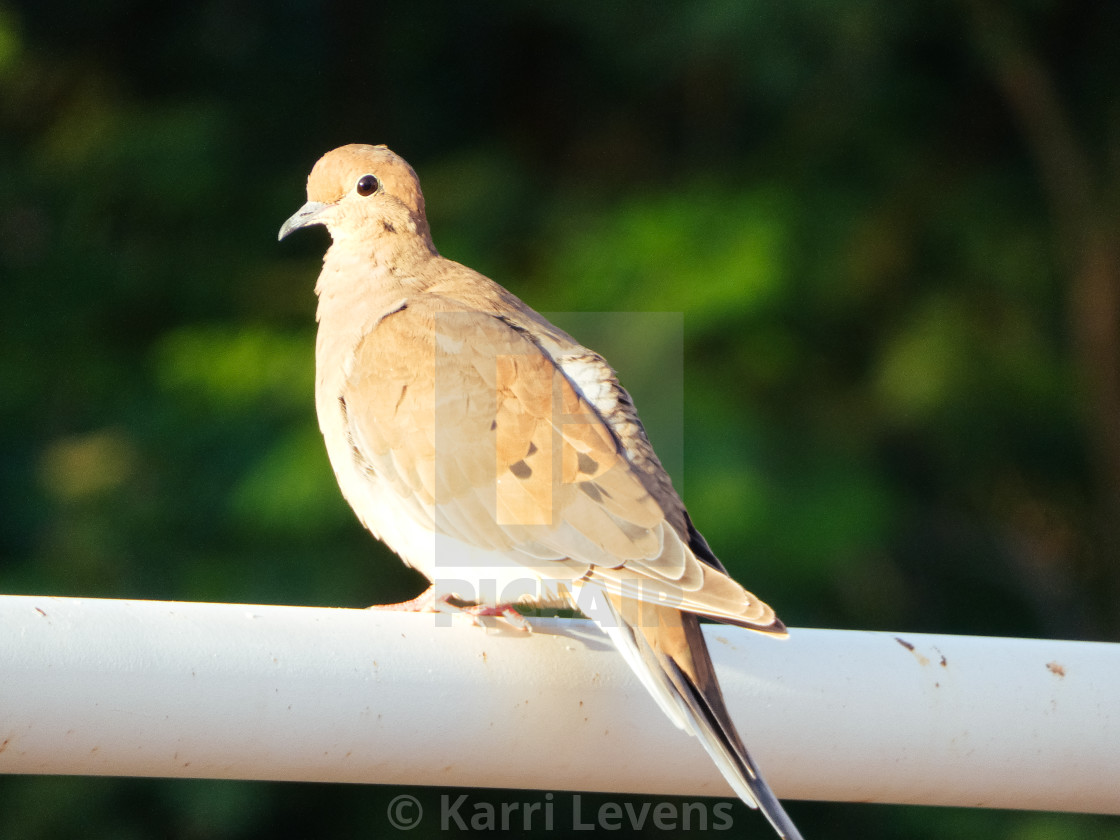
[{"x1": 278, "y1": 200, "x2": 330, "y2": 241}]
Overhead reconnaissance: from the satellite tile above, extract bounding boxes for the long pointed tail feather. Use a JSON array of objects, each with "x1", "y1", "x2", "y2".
[{"x1": 596, "y1": 592, "x2": 805, "y2": 840}]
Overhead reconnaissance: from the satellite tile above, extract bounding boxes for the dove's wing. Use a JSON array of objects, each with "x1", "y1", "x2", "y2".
[{"x1": 336, "y1": 291, "x2": 783, "y2": 632}]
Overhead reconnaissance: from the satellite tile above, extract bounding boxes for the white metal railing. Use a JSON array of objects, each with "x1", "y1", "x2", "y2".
[{"x1": 1, "y1": 594, "x2": 1117, "y2": 814}]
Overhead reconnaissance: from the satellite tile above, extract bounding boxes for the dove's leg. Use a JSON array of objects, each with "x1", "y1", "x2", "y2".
[{"x1": 369, "y1": 586, "x2": 445, "y2": 613}]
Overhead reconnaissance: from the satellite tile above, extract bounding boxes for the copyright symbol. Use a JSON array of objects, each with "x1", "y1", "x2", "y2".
[{"x1": 387, "y1": 794, "x2": 423, "y2": 830}]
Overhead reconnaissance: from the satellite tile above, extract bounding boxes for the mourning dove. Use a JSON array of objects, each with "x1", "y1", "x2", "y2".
[{"x1": 279, "y1": 144, "x2": 803, "y2": 840}]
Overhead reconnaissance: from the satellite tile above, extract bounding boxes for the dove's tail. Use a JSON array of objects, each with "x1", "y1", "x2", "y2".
[{"x1": 597, "y1": 593, "x2": 805, "y2": 840}]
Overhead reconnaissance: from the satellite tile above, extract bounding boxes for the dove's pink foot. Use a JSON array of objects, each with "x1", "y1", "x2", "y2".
[
  {"x1": 369, "y1": 587, "x2": 530, "y2": 631},
  {"x1": 461, "y1": 603, "x2": 531, "y2": 632}
]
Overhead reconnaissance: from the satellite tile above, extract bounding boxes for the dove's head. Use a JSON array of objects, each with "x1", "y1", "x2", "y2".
[{"x1": 278, "y1": 144, "x2": 434, "y2": 250}]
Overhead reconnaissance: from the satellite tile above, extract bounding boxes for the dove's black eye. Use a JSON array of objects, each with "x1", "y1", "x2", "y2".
[{"x1": 356, "y1": 174, "x2": 380, "y2": 196}]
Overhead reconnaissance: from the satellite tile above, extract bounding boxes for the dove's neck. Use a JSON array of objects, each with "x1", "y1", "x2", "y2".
[
  {"x1": 317, "y1": 248, "x2": 417, "y2": 328},
  {"x1": 322, "y1": 211, "x2": 437, "y2": 269},
  {"x1": 313, "y1": 224, "x2": 444, "y2": 375},
  {"x1": 316, "y1": 212, "x2": 439, "y2": 297}
]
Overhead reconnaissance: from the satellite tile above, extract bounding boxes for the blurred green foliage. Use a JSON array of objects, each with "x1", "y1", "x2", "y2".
[{"x1": 2, "y1": 0, "x2": 1119, "y2": 837}]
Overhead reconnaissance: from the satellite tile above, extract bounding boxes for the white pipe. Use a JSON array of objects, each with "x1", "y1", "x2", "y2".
[{"x1": 0, "y1": 594, "x2": 1116, "y2": 814}]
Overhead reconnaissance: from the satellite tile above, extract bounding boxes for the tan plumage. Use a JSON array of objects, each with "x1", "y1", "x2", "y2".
[{"x1": 280, "y1": 144, "x2": 803, "y2": 840}]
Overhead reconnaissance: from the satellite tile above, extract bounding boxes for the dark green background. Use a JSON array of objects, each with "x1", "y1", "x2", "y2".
[{"x1": 2, "y1": 1, "x2": 1119, "y2": 837}]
